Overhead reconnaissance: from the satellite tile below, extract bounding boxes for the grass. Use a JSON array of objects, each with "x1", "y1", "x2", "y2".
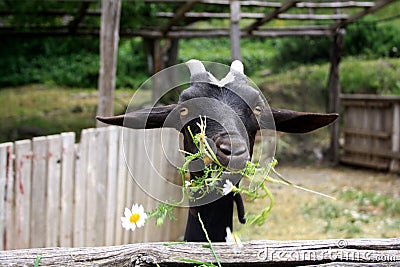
[
  {"x1": 255, "y1": 57, "x2": 400, "y2": 112},
  {"x1": 0, "y1": 84, "x2": 138, "y2": 142},
  {"x1": 235, "y1": 165, "x2": 400, "y2": 240}
]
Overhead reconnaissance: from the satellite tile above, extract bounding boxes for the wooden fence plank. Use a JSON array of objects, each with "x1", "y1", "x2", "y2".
[
  {"x1": 114, "y1": 128, "x2": 128, "y2": 245},
  {"x1": 73, "y1": 130, "x2": 89, "y2": 247},
  {"x1": 122, "y1": 129, "x2": 135, "y2": 244},
  {"x1": 60, "y1": 132, "x2": 76, "y2": 247},
  {"x1": 127, "y1": 129, "x2": 145, "y2": 243},
  {"x1": 161, "y1": 128, "x2": 186, "y2": 241},
  {"x1": 144, "y1": 129, "x2": 161, "y2": 242},
  {"x1": 0, "y1": 239, "x2": 399, "y2": 266},
  {"x1": 85, "y1": 127, "x2": 108, "y2": 246},
  {"x1": 46, "y1": 135, "x2": 62, "y2": 247},
  {"x1": 154, "y1": 129, "x2": 172, "y2": 242},
  {"x1": 30, "y1": 137, "x2": 48, "y2": 248},
  {"x1": 14, "y1": 140, "x2": 32, "y2": 249},
  {"x1": 105, "y1": 126, "x2": 119, "y2": 246},
  {"x1": 95, "y1": 127, "x2": 108, "y2": 246},
  {"x1": 85, "y1": 128, "x2": 98, "y2": 246},
  {"x1": 0, "y1": 142, "x2": 13, "y2": 250},
  {"x1": 4, "y1": 143, "x2": 15, "y2": 250},
  {"x1": 140, "y1": 130, "x2": 158, "y2": 242},
  {"x1": 0, "y1": 144, "x2": 6, "y2": 250}
]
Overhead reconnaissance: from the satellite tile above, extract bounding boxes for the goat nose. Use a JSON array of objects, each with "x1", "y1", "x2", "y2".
[
  {"x1": 217, "y1": 139, "x2": 247, "y2": 157},
  {"x1": 219, "y1": 143, "x2": 232, "y2": 155}
]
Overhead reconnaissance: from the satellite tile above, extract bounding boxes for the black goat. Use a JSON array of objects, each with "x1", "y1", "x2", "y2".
[{"x1": 97, "y1": 59, "x2": 338, "y2": 242}]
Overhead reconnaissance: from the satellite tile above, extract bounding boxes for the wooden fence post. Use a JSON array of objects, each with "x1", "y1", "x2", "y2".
[
  {"x1": 230, "y1": 0, "x2": 241, "y2": 61},
  {"x1": 152, "y1": 38, "x2": 164, "y2": 104},
  {"x1": 328, "y1": 29, "x2": 344, "y2": 164},
  {"x1": 97, "y1": 0, "x2": 122, "y2": 127},
  {"x1": 0, "y1": 142, "x2": 13, "y2": 250}
]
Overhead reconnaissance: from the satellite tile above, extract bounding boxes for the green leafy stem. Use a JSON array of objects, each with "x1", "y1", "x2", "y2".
[{"x1": 147, "y1": 116, "x2": 334, "y2": 227}]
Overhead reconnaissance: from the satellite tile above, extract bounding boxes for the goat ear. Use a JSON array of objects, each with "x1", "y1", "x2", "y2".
[
  {"x1": 266, "y1": 108, "x2": 339, "y2": 133},
  {"x1": 96, "y1": 104, "x2": 179, "y2": 129}
]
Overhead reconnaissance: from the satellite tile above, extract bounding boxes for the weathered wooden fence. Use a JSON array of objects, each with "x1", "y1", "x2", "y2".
[
  {"x1": 341, "y1": 94, "x2": 400, "y2": 173},
  {"x1": 0, "y1": 126, "x2": 186, "y2": 250},
  {"x1": 0, "y1": 239, "x2": 399, "y2": 266}
]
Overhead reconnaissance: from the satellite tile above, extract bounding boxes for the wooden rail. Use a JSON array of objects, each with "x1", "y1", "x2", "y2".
[{"x1": 0, "y1": 239, "x2": 399, "y2": 266}]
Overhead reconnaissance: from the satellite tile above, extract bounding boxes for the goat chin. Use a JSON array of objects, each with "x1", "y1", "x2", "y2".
[
  {"x1": 184, "y1": 172, "x2": 246, "y2": 242},
  {"x1": 184, "y1": 193, "x2": 235, "y2": 242}
]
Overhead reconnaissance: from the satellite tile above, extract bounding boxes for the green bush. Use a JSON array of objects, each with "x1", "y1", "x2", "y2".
[
  {"x1": 116, "y1": 38, "x2": 148, "y2": 89},
  {"x1": 0, "y1": 37, "x2": 149, "y2": 89},
  {"x1": 0, "y1": 37, "x2": 99, "y2": 88},
  {"x1": 179, "y1": 37, "x2": 275, "y2": 75},
  {"x1": 345, "y1": 21, "x2": 400, "y2": 58},
  {"x1": 271, "y1": 19, "x2": 400, "y2": 71},
  {"x1": 341, "y1": 58, "x2": 400, "y2": 94},
  {"x1": 271, "y1": 37, "x2": 331, "y2": 70}
]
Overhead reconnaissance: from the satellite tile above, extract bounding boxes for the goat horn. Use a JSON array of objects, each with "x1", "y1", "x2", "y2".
[
  {"x1": 231, "y1": 60, "x2": 244, "y2": 74},
  {"x1": 215, "y1": 60, "x2": 245, "y2": 87},
  {"x1": 186, "y1": 59, "x2": 206, "y2": 76}
]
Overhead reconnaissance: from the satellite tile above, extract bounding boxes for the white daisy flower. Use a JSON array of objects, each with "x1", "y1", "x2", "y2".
[
  {"x1": 222, "y1": 179, "x2": 236, "y2": 195},
  {"x1": 185, "y1": 180, "x2": 192, "y2": 188},
  {"x1": 225, "y1": 227, "x2": 243, "y2": 249},
  {"x1": 121, "y1": 203, "x2": 148, "y2": 231}
]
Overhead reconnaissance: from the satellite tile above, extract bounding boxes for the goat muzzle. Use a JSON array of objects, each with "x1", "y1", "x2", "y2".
[{"x1": 214, "y1": 135, "x2": 250, "y2": 170}]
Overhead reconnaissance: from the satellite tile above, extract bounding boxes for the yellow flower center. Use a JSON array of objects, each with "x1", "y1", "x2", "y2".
[{"x1": 129, "y1": 213, "x2": 140, "y2": 224}]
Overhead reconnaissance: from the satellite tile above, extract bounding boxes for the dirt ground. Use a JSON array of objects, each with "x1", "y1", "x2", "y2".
[{"x1": 234, "y1": 163, "x2": 400, "y2": 241}]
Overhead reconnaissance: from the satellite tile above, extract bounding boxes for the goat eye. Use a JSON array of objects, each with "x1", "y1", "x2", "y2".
[
  {"x1": 180, "y1": 107, "x2": 189, "y2": 116},
  {"x1": 253, "y1": 106, "x2": 262, "y2": 115}
]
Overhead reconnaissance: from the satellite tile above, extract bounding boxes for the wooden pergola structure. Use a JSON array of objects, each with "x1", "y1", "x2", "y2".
[{"x1": 0, "y1": 0, "x2": 396, "y2": 162}]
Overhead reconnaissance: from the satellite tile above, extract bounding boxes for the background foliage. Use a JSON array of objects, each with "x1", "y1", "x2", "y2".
[
  {"x1": 0, "y1": 1, "x2": 399, "y2": 142},
  {"x1": 0, "y1": 1, "x2": 399, "y2": 92}
]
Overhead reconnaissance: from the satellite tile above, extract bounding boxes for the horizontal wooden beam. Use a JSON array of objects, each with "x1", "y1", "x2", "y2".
[
  {"x1": 157, "y1": 12, "x2": 264, "y2": 19},
  {"x1": 341, "y1": 156, "x2": 389, "y2": 170},
  {"x1": 162, "y1": 1, "x2": 199, "y2": 33},
  {"x1": 157, "y1": 12, "x2": 349, "y2": 21},
  {"x1": 245, "y1": 0, "x2": 301, "y2": 33},
  {"x1": 341, "y1": 94, "x2": 400, "y2": 102},
  {"x1": 343, "y1": 129, "x2": 390, "y2": 139},
  {"x1": 0, "y1": 239, "x2": 399, "y2": 266},
  {"x1": 146, "y1": 0, "x2": 375, "y2": 8},
  {"x1": 344, "y1": 146, "x2": 400, "y2": 160},
  {"x1": 278, "y1": 13, "x2": 348, "y2": 20},
  {"x1": 252, "y1": 28, "x2": 334, "y2": 37},
  {"x1": 331, "y1": 0, "x2": 396, "y2": 30},
  {"x1": 296, "y1": 1, "x2": 375, "y2": 8},
  {"x1": 144, "y1": 0, "x2": 281, "y2": 7},
  {"x1": 0, "y1": 26, "x2": 336, "y2": 38},
  {"x1": 0, "y1": 10, "x2": 101, "y2": 16}
]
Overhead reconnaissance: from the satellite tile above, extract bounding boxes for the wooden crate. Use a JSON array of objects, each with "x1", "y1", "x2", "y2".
[{"x1": 341, "y1": 94, "x2": 400, "y2": 173}]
